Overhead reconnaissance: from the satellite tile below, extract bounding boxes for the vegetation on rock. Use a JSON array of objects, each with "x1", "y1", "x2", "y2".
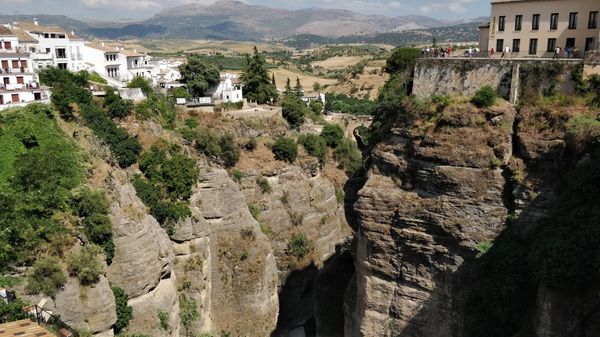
[
  {"x1": 179, "y1": 55, "x2": 221, "y2": 98},
  {"x1": 112, "y1": 286, "x2": 133, "y2": 334},
  {"x1": 272, "y1": 137, "x2": 298, "y2": 163}
]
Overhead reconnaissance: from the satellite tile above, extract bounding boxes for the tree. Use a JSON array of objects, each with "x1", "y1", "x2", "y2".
[
  {"x1": 0, "y1": 297, "x2": 30, "y2": 323},
  {"x1": 309, "y1": 100, "x2": 324, "y2": 115},
  {"x1": 105, "y1": 89, "x2": 133, "y2": 119},
  {"x1": 179, "y1": 55, "x2": 220, "y2": 98},
  {"x1": 333, "y1": 139, "x2": 362, "y2": 174},
  {"x1": 471, "y1": 86, "x2": 497, "y2": 108},
  {"x1": 67, "y1": 245, "x2": 103, "y2": 286},
  {"x1": 127, "y1": 76, "x2": 153, "y2": 96},
  {"x1": 272, "y1": 137, "x2": 298, "y2": 163},
  {"x1": 112, "y1": 286, "x2": 133, "y2": 334},
  {"x1": 321, "y1": 124, "x2": 345, "y2": 148},
  {"x1": 240, "y1": 47, "x2": 278, "y2": 104},
  {"x1": 282, "y1": 97, "x2": 308, "y2": 129},
  {"x1": 298, "y1": 134, "x2": 327, "y2": 164},
  {"x1": 284, "y1": 78, "x2": 293, "y2": 97},
  {"x1": 219, "y1": 133, "x2": 241, "y2": 168},
  {"x1": 384, "y1": 48, "x2": 421, "y2": 74},
  {"x1": 313, "y1": 82, "x2": 321, "y2": 92},
  {"x1": 179, "y1": 294, "x2": 200, "y2": 337},
  {"x1": 271, "y1": 73, "x2": 277, "y2": 87},
  {"x1": 294, "y1": 77, "x2": 304, "y2": 97},
  {"x1": 25, "y1": 256, "x2": 66, "y2": 298}
]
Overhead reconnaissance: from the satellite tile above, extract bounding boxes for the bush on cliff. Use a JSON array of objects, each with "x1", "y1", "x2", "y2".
[
  {"x1": 471, "y1": 86, "x2": 497, "y2": 108},
  {"x1": 25, "y1": 256, "x2": 67, "y2": 297},
  {"x1": 67, "y1": 245, "x2": 103, "y2": 286},
  {"x1": 112, "y1": 286, "x2": 133, "y2": 334},
  {"x1": 272, "y1": 137, "x2": 298, "y2": 163}
]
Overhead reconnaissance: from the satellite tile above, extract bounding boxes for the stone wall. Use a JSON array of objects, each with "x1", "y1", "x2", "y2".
[{"x1": 412, "y1": 58, "x2": 581, "y2": 103}]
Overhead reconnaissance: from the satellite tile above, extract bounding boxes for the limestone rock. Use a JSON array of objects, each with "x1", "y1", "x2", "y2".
[
  {"x1": 346, "y1": 106, "x2": 515, "y2": 337},
  {"x1": 54, "y1": 276, "x2": 117, "y2": 334},
  {"x1": 128, "y1": 275, "x2": 180, "y2": 337},
  {"x1": 107, "y1": 181, "x2": 173, "y2": 298}
]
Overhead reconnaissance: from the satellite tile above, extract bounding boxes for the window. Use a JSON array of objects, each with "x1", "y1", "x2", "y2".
[
  {"x1": 569, "y1": 12, "x2": 578, "y2": 29},
  {"x1": 16, "y1": 76, "x2": 24, "y2": 84},
  {"x1": 550, "y1": 13, "x2": 559, "y2": 30},
  {"x1": 589, "y1": 11, "x2": 598, "y2": 29},
  {"x1": 4, "y1": 41, "x2": 11, "y2": 50},
  {"x1": 529, "y1": 38, "x2": 538, "y2": 55},
  {"x1": 515, "y1": 15, "x2": 523, "y2": 31},
  {"x1": 56, "y1": 48, "x2": 67, "y2": 59},
  {"x1": 512, "y1": 39, "x2": 521, "y2": 52},
  {"x1": 532, "y1": 14, "x2": 540, "y2": 30},
  {"x1": 57, "y1": 63, "x2": 67, "y2": 70},
  {"x1": 498, "y1": 16, "x2": 506, "y2": 31},
  {"x1": 547, "y1": 38, "x2": 557, "y2": 52},
  {"x1": 12, "y1": 60, "x2": 19, "y2": 68},
  {"x1": 496, "y1": 39, "x2": 504, "y2": 52},
  {"x1": 566, "y1": 38, "x2": 576, "y2": 49},
  {"x1": 586, "y1": 37, "x2": 595, "y2": 51},
  {"x1": 11, "y1": 94, "x2": 19, "y2": 103}
]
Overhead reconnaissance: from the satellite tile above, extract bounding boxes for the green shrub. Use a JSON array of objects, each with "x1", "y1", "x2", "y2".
[
  {"x1": 232, "y1": 170, "x2": 243, "y2": 183},
  {"x1": 248, "y1": 204, "x2": 261, "y2": 220},
  {"x1": 133, "y1": 175, "x2": 192, "y2": 226},
  {"x1": 256, "y1": 176, "x2": 272, "y2": 194},
  {"x1": 0, "y1": 296, "x2": 30, "y2": 323},
  {"x1": 72, "y1": 188, "x2": 114, "y2": 264},
  {"x1": 472, "y1": 86, "x2": 497, "y2": 108},
  {"x1": 112, "y1": 286, "x2": 133, "y2": 334},
  {"x1": 195, "y1": 128, "x2": 222, "y2": 158},
  {"x1": 245, "y1": 137, "x2": 258, "y2": 151},
  {"x1": 127, "y1": 76, "x2": 154, "y2": 96},
  {"x1": 288, "y1": 233, "x2": 312, "y2": 258},
  {"x1": 272, "y1": 137, "x2": 298, "y2": 163},
  {"x1": 298, "y1": 134, "x2": 327, "y2": 164},
  {"x1": 309, "y1": 100, "x2": 324, "y2": 114},
  {"x1": 67, "y1": 245, "x2": 103, "y2": 286},
  {"x1": 565, "y1": 115, "x2": 600, "y2": 146},
  {"x1": 157, "y1": 309, "x2": 170, "y2": 331},
  {"x1": 89, "y1": 72, "x2": 107, "y2": 84},
  {"x1": 321, "y1": 124, "x2": 344, "y2": 148},
  {"x1": 25, "y1": 256, "x2": 66, "y2": 297},
  {"x1": 80, "y1": 104, "x2": 141, "y2": 168},
  {"x1": 282, "y1": 97, "x2": 307, "y2": 129},
  {"x1": 104, "y1": 89, "x2": 134, "y2": 119},
  {"x1": 219, "y1": 133, "x2": 241, "y2": 168},
  {"x1": 333, "y1": 139, "x2": 362, "y2": 174},
  {"x1": 335, "y1": 186, "x2": 345, "y2": 205},
  {"x1": 476, "y1": 241, "x2": 494, "y2": 258},
  {"x1": 179, "y1": 294, "x2": 200, "y2": 337}
]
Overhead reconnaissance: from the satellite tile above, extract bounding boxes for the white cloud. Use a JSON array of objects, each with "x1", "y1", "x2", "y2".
[{"x1": 420, "y1": 0, "x2": 475, "y2": 15}]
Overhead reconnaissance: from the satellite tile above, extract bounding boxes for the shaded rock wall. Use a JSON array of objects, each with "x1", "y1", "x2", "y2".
[{"x1": 345, "y1": 104, "x2": 516, "y2": 337}]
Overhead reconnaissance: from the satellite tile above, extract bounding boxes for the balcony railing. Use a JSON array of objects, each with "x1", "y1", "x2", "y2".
[
  {"x1": 0, "y1": 82, "x2": 41, "y2": 91},
  {"x1": 0, "y1": 67, "x2": 32, "y2": 74}
]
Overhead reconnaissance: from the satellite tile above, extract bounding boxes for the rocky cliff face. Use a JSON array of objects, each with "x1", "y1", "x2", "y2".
[{"x1": 345, "y1": 101, "x2": 516, "y2": 336}]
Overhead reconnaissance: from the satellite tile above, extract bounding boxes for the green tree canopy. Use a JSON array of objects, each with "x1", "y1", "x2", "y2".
[
  {"x1": 241, "y1": 47, "x2": 278, "y2": 104},
  {"x1": 179, "y1": 55, "x2": 221, "y2": 98}
]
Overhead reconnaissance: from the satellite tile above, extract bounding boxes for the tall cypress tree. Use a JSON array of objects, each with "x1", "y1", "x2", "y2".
[
  {"x1": 294, "y1": 77, "x2": 303, "y2": 98},
  {"x1": 284, "y1": 78, "x2": 293, "y2": 97},
  {"x1": 240, "y1": 47, "x2": 278, "y2": 104}
]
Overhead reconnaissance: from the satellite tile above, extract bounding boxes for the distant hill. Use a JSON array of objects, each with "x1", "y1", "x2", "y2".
[
  {"x1": 283, "y1": 22, "x2": 486, "y2": 49},
  {"x1": 0, "y1": 2, "x2": 487, "y2": 43}
]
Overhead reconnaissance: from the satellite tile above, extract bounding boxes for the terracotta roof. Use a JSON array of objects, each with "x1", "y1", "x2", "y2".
[
  {"x1": 86, "y1": 42, "x2": 120, "y2": 53},
  {"x1": 14, "y1": 21, "x2": 66, "y2": 34},
  {"x1": 0, "y1": 26, "x2": 14, "y2": 36},
  {"x1": 121, "y1": 49, "x2": 144, "y2": 57},
  {"x1": 0, "y1": 319, "x2": 54, "y2": 337},
  {"x1": 10, "y1": 28, "x2": 37, "y2": 43}
]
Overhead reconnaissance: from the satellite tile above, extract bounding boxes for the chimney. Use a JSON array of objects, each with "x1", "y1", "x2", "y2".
[{"x1": 33, "y1": 18, "x2": 38, "y2": 26}]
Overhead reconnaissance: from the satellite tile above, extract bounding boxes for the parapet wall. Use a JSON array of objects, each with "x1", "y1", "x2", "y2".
[{"x1": 412, "y1": 58, "x2": 582, "y2": 103}]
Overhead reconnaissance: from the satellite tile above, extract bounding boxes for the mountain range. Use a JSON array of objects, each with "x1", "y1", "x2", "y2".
[{"x1": 0, "y1": 1, "x2": 487, "y2": 43}]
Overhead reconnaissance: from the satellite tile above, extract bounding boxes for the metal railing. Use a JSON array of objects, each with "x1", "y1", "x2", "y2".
[{"x1": 27, "y1": 305, "x2": 78, "y2": 337}]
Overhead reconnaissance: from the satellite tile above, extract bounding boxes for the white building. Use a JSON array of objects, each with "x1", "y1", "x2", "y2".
[
  {"x1": 213, "y1": 73, "x2": 243, "y2": 103},
  {"x1": 11, "y1": 20, "x2": 86, "y2": 72},
  {"x1": 0, "y1": 26, "x2": 49, "y2": 110}
]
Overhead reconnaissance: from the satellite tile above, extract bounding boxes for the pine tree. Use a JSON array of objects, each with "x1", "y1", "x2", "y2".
[
  {"x1": 284, "y1": 78, "x2": 293, "y2": 97},
  {"x1": 294, "y1": 77, "x2": 303, "y2": 98},
  {"x1": 240, "y1": 46, "x2": 278, "y2": 104},
  {"x1": 271, "y1": 73, "x2": 277, "y2": 87}
]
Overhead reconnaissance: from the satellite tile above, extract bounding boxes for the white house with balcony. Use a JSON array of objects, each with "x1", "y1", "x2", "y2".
[
  {"x1": 213, "y1": 73, "x2": 243, "y2": 103},
  {"x1": 10, "y1": 20, "x2": 86, "y2": 72},
  {"x1": 83, "y1": 42, "x2": 128, "y2": 87},
  {"x1": 0, "y1": 26, "x2": 50, "y2": 110}
]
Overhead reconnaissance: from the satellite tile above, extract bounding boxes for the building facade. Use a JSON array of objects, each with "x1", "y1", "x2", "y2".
[
  {"x1": 487, "y1": 0, "x2": 600, "y2": 58},
  {"x1": 0, "y1": 27, "x2": 49, "y2": 110},
  {"x1": 213, "y1": 73, "x2": 243, "y2": 103}
]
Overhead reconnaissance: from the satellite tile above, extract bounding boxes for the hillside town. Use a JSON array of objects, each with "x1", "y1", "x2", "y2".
[{"x1": 0, "y1": 20, "x2": 193, "y2": 110}]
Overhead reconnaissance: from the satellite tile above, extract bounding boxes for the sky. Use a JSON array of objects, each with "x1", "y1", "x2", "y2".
[{"x1": 0, "y1": 0, "x2": 490, "y2": 20}]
